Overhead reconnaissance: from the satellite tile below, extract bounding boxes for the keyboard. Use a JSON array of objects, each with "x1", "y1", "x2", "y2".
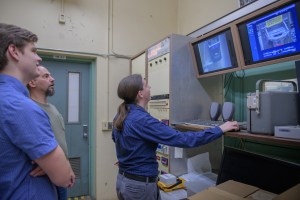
[
  {"x1": 177, "y1": 120, "x2": 247, "y2": 130},
  {"x1": 185, "y1": 119, "x2": 224, "y2": 127}
]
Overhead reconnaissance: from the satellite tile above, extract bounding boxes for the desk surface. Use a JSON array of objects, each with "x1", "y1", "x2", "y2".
[{"x1": 174, "y1": 123, "x2": 300, "y2": 147}]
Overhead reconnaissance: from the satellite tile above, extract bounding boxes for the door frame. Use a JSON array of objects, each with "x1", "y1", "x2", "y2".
[{"x1": 38, "y1": 49, "x2": 97, "y2": 198}]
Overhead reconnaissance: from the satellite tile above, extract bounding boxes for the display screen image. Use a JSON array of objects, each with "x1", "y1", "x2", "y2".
[
  {"x1": 241, "y1": 3, "x2": 300, "y2": 64},
  {"x1": 192, "y1": 29, "x2": 238, "y2": 76}
]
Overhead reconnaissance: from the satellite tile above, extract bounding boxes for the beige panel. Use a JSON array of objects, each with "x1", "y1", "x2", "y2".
[
  {"x1": 131, "y1": 52, "x2": 146, "y2": 78},
  {"x1": 148, "y1": 53, "x2": 170, "y2": 96}
]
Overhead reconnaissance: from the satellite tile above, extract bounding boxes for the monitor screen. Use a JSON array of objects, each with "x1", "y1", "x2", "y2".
[
  {"x1": 239, "y1": 2, "x2": 300, "y2": 65},
  {"x1": 191, "y1": 29, "x2": 239, "y2": 77}
]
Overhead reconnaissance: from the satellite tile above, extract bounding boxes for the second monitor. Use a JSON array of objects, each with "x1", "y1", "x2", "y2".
[{"x1": 191, "y1": 28, "x2": 239, "y2": 78}]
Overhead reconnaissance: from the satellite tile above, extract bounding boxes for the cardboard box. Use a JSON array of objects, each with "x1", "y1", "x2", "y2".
[
  {"x1": 188, "y1": 180, "x2": 300, "y2": 200},
  {"x1": 273, "y1": 183, "x2": 300, "y2": 200}
]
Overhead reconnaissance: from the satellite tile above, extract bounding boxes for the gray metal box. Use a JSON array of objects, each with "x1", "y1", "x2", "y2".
[{"x1": 247, "y1": 91, "x2": 299, "y2": 135}]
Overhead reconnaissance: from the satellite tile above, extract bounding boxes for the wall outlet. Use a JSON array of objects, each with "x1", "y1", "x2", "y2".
[
  {"x1": 102, "y1": 121, "x2": 113, "y2": 131},
  {"x1": 59, "y1": 13, "x2": 66, "y2": 24}
]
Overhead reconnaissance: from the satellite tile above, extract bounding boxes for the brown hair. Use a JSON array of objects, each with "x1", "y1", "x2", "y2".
[
  {"x1": 0, "y1": 23, "x2": 38, "y2": 70},
  {"x1": 114, "y1": 74, "x2": 143, "y2": 131}
]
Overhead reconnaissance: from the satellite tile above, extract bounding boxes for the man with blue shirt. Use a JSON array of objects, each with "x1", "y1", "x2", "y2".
[{"x1": 0, "y1": 23, "x2": 75, "y2": 199}]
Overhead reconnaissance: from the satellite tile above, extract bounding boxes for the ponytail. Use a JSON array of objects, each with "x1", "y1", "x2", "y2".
[{"x1": 113, "y1": 102, "x2": 130, "y2": 131}]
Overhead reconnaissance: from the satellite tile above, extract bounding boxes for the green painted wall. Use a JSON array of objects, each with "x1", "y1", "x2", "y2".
[
  {"x1": 224, "y1": 61, "x2": 299, "y2": 164},
  {"x1": 224, "y1": 137, "x2": 300, "y2": 164},
  {"x1": 225, "y1": 61, "x2": 297, "y2": 121}
]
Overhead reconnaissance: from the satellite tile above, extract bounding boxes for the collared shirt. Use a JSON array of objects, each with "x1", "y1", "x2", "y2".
[
  {"x1": 0, "y1": 74, "x2": 58, "y2": 199},
  {"x1": 112, "y1": 104, "x2": 223, "y2": 177}
]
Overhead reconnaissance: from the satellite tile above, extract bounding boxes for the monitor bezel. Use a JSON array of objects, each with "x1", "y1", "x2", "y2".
[
  {"x1": 190, "y1": 25, "x2": 242, "y2": 78},
  {"x1": 235, "y1": 0, "x2": 300, "y2": 70}
]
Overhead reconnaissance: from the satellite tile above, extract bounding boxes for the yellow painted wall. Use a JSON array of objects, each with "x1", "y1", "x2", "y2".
[{"x1": 177, "y1": 0, "x2": 238, "y2": 35}]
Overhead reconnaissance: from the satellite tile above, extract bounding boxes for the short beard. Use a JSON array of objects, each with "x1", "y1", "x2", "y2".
[{"x1": 46, "y1": 88, "x2": 55, "y2": 97}]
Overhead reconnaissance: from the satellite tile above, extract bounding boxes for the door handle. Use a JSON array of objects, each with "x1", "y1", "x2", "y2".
[{"x1": 83, "y1": 125, "x2": 88, "y2": 138}]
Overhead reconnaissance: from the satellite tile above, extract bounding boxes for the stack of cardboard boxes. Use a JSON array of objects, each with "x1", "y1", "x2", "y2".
[{"x1": 188, "y1": 180, "x2": 300, "y2": 200}]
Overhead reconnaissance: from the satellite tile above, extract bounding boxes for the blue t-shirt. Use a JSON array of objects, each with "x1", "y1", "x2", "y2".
[
  {"x1": 0, "y1": 74, "x2": 58, "y2": 199},
  {"x1": 112, "y1": 104, "x2": 223, "y2": 177}
]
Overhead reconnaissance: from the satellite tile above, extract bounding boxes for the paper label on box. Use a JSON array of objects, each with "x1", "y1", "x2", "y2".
[{"x1": 174, "y1": 147, "x2": 183, "y2": 158}]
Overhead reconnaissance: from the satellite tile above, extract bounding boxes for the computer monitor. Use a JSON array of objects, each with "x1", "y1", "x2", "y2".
[
  {"x1": 191, "y1": 28, "x2": 239, "y2": 78},
  {"x1": 216, "y1": 146, "x2": 300, "y2": 194},
  {"x1": 238, "y1": 2, "x2": 300, "y2": 65}
]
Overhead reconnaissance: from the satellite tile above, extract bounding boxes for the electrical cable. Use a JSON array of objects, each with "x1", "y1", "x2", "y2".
[{"x1": 224, "y1": 73, "x2": 234, "y2": 97}]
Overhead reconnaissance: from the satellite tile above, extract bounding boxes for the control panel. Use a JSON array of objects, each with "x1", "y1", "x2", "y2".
[
  {"x1": 147, "y1": 38, "x2": 172, "y2": 174},
  {"x1": 147, "y1": 37, "x2": 170, "y2": 61},
  {"x1": 148, "y1": 53, "x2": 170, "y2": 96},
  {"x1": 148, "y1": 97, "x2": 170, "y2": 174},
  {"x1": 148, "y1": 98, "x2": 169, "y2": 121},
  {"x1": 148, "y1": 38, "x2": 170, "y2": 174}
]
